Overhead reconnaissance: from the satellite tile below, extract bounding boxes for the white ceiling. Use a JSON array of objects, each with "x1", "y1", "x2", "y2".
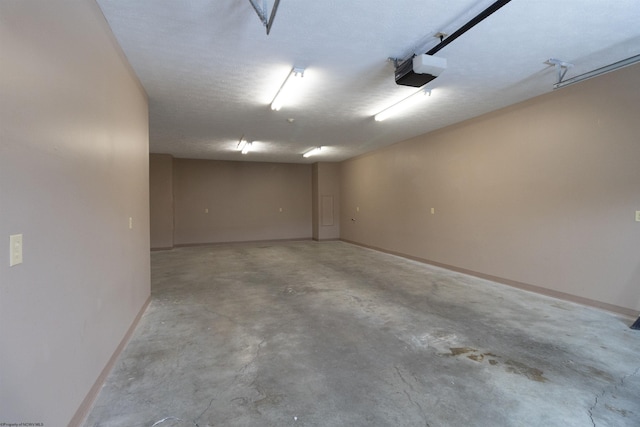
[{"x1": 96, "y1": 0, "x2": 640, "y2": 164}]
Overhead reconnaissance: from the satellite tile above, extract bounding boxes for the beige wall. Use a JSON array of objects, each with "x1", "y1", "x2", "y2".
[
  {"x1": 0, "y1": 1, "x2": 150, "y2": 425},
  {"x1": 150, "y1": 154, "x2": 174, "y2": 249},
  {"x1": 312, "y1": 162, "x2": 341, "y2": 240},
  {"x1": 171, "y1": 159, "x2": 312, "y2": 244},
  {"x1": 341, "y1": 63, "x2": 640, "y2": 314}
]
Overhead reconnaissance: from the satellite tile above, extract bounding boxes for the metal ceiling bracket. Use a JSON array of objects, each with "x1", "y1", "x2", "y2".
[
  {"x1": 388, "y1": 57, "x2": 401, "y2": 68},
  {"x1": 237, "y1": 134, "x2": 246, "y2": 150},
  {"x1": 434, "y1": 32, "x2": 448, "y2": 43},
  {"x1": 546, "y1": 58, "x2": 573, "y2": 84},
  {"x1": 554, "y1": 53, "x2": 640, "y2": 90},
  {"x1": 249, "y1": 0, "x2": 268, "y2": 26},
  {"x1": 248, "y1": 0, "x2": 281, "y2": 35}
]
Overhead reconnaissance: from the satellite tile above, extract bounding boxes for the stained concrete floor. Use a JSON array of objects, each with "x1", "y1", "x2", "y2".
[{"x1": 84, "y1": 241, "x2": 640, "y2": 427}]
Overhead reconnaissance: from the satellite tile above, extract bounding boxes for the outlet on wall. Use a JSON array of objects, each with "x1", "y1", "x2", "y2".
[{"x1": 9, "y1": 234, "x2": 23, "y2": 267}]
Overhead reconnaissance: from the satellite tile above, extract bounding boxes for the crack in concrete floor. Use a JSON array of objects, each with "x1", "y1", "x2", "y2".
[
  {"x1": 149, "y1": 396, "x2": 215, "y2": 427},
  {"x1": 588, "y1": 366, "x2": 640, "y2": 427},
  {"x1": 83, "y1": 241, "x2": 640, "y2": 427}
]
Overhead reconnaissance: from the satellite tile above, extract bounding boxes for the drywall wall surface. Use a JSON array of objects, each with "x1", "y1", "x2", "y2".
[
  {"x1": 312, "y1": 162, "x2": 341, "y2": 240},
  {"x1": 150, "y1": 154, "x2": 174, "y2": 249},
  {"x1": 173, "y1": 159, "x2": 312, "y2": 244},
  {"x1": 0, "y1": 1, "x2": 150, "y2": 425},
  {"x1": 312, "y1": 164, "x2": 320, "y2": 239},
  {"x1": 341, "y1": 63, "x2": 640, "y2": 313}
]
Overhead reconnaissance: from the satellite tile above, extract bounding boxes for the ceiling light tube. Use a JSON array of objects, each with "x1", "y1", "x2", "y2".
[
  {"x1": 303, "y1": 146, "x2": 322, "y2": 158},
  {"x1": 242, "y1": 142, "x2": 252, "y2": 154},
  {"x1": 374, "y1": 88, "x2": 431, "y2": 122},
  {"x1": 271, "y1": 67, "x2": 305, "y2": 111}
]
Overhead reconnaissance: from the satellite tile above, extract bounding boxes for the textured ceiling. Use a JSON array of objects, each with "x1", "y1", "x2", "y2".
[{"x1": 96, "y1": 0, "x2": 640, "y2": 163}]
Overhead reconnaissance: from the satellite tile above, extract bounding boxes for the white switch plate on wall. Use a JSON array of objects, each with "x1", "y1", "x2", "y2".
[
  {"x1": 10, "y1": 234, "x2": 23, "y2": 266},
  {"x1": 636, "y1": 211, "x2": 640, "y2": 222},
  {"x1": 129, "y1": 217, "x2": 133, "y2": 229}
]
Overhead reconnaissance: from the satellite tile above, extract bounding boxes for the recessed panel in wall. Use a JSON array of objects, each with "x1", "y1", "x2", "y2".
[{"x1": 321, "y1": 195, "x2": 334, "y2": 226}]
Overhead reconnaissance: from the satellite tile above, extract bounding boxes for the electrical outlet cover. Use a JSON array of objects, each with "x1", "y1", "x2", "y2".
[{"x1": 10, "y1": 234, "x2": 23, "y2": 266}]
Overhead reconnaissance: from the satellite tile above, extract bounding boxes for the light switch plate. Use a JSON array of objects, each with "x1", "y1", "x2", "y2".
[
  {"x1": 10, "y1": 234, "x2": 23, "y2": 266},
  {"x1": 636, "y1": 211, "x2": 640, "y2": 222},
  {"x1": 129, "y1": 217, "x2": 133, "y2": 229}
]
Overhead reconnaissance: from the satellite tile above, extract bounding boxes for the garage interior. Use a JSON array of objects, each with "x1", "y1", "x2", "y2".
[
  {"x1": 85, "y1": 242, "x2": 640, "y2": 426},
  {"x1": 2, "y1": 1, "x2": 640, "y2": 426}
]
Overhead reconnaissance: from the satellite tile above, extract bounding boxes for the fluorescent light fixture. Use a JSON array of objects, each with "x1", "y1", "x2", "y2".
[
  {"x1": 303, "y1": 146, "x2": 322, "y2": 158},
  {"x1": 374, "y1": 88, "x2": 431, "y2": 122},
  {"x1": 242, "y1": 142, "x2": 252, "y2": 155},
  {"x1": 271, "y1": 67, "x2": 305, "y2": 111}
]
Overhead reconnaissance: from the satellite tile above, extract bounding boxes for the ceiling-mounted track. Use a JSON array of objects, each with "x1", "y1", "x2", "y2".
[
  {"x1": 426, "y1": 0, "x2": 512, "y2": 55},
  {"x1": 393, "y1": 0, "x2": 512, "y2": 87},
  {"x1": 553, "y1": 54, "x2": 640, "y2": 89}
]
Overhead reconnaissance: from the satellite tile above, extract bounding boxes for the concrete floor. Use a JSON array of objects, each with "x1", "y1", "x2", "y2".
[{"x1": 84, "y1": 241, "x2": 640, "y2": 427}]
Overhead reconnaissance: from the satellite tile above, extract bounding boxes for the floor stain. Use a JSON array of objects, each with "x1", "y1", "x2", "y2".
[
  {"x1": 588, "y1": 366, "x2": 615, "y2": 382},
  {"x1": 551, "y1": 303, "x2": 572, "y2": 311},
  {"x1": 605, "y1": 403, "x2": 630, "y2": 417},
  {"x1": 253, "y1": 393, "x2": 284, "y2": 406},
  {"x1": 231, "y1": 396, "x2": 249, "y2": 406},
  {"x1": 450, "y1": 349, "x2": 502, "y2": 366},
  {"x1": 447, "y1": 347, "x2": 544, "y2": 383},
  {"x1": 234, "y1": 392, "x2": 286, "y2": 412},
  {"x1": 449, "y1": 347, "x2": 476, "y2": 356},
  {"x1": 505, "y1": 360, "x2": 548, "y2": 382},
  {"x1": 282, "y1": 286, "x2": 333, "y2": 296},
  {"x1": 254, "y1": 393, "x2": 284, "y2": 406}
]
